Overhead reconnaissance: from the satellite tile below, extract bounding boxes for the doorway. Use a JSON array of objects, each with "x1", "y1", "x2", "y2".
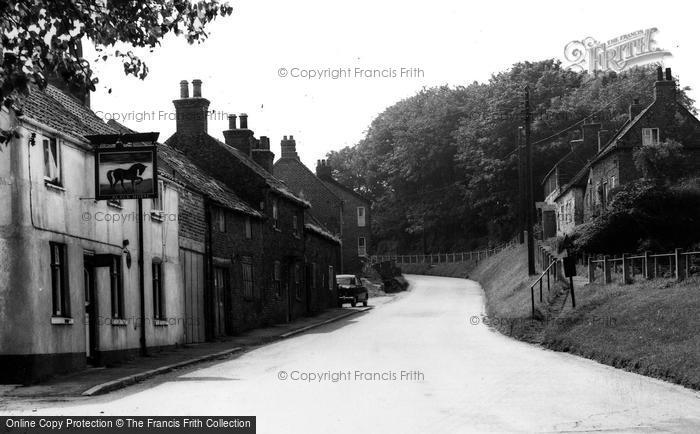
[{"x1": 83, "y1": 255, "x2": 98, "y2": 366}]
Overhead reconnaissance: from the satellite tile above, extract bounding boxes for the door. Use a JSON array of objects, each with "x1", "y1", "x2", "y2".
[
  {"x1": 83, "y1": 255, "x2": 98, "y2": 366},
  {"x1": 213, "y1": 267, "x2": 228, "y2": 337}
]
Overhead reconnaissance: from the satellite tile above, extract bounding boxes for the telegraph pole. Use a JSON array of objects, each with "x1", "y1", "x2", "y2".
[
  {"x1": 524, "y1": 86, "x2": 536, "y2": 275},
  {"x1": 517, "y1": 126, "x2": 524, "y2": 244}
]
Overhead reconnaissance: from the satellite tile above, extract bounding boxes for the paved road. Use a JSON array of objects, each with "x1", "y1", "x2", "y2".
[{"x1": 3, "y1": 275, "x2": 700, "y2": 432}]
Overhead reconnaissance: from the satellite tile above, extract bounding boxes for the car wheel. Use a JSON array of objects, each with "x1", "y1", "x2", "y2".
[
  {"x1": 362, "y1": 300, "x2": 368, "y2": 307},
  {"x1": 351, "y1": 298, "x2": 357, "y2": 307}
]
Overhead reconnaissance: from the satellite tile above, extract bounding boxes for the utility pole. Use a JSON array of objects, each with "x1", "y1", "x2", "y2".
[
  {"x1": 517, "y1": 126, "x2": 525, "y2": 244},
  {"x1": 524, "y1": 86, "x2": 536, "y2": 275}
]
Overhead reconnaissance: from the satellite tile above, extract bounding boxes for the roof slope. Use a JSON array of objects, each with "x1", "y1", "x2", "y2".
[
  {"x1": 274, "y1": 157, "x2": 342, "y2": 202},
  {"x1": 22, "y1": 84, "x2": 103, "y2": 140},
  {"x1": 166, "y1": 132, "x2": 310, "y2": 208},
  {"x1": 305, "y1": 212, "x2": 341, "y2": 244}
]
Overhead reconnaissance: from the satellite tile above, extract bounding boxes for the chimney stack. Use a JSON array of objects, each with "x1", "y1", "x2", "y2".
[
  {"x1": 179, "y1": 80, "x2": 189, "y2": 98},
  {"x1": 192, "y1": 79, "x2": 202, "y2": 97},
  {"x1": 223, "y1": 112, "x2": 254, "y2": 156},
  {"x1": 654, "y1": 67, "x2": 676, "y2": 102},
  {"x1": 280, "y1": 135, "x2": 299, "y2": 160},
  {"x1": 173, "y1": 79, "x2": 210, "y2": 135},
  {"x1": 316, "y1": 159, "x2": 332, "y2": 180},
  {"x1": 629, "y1": 98, "x2": 643, "y2": 121},
  {"x1": 252, "y1": 136, "x2": 274, "y2": 173},
  {"x1": 580, "y1": 122, "x2": 602, "y2": 156}
]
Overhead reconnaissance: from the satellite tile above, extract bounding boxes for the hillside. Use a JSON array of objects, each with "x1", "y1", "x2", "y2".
[{"x1": 470, "y1": 244, "x2": 700, "y2": 390}]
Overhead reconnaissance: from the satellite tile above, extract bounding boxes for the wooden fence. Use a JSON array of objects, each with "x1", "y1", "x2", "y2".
[
  {"x1": 370, "y1": 238, "x2": 519, "y2": 265},
  {"x1": 587, "y1": 249, "x2": 700, "y2": 284}
]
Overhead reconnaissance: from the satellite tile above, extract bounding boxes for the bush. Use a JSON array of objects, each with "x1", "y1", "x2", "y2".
[
  {"x1": 633, "y1": 139, "x2": 686, "y2": 182},
  {"x1": 570, "y1": 179, "x2": 700, "y2": 254}
]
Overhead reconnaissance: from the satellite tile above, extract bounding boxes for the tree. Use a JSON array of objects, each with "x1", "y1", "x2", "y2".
[
  {"x1": 0, "y1": 0, "x2": 233, "y2": 108},
  {"x1": 633, "y1": 139, "x2": 686, "y2": 182},
  {"x1": 328, "y1": 62, "x2": 696, "y2": 253}
]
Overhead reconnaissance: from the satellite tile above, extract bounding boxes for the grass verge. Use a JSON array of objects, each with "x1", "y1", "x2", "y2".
[{"x1": 470, "y1": 244, "x2": 700, "y2": 390}]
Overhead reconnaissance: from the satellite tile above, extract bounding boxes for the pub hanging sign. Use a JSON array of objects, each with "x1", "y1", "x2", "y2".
[{"x1": 88, "y1": 133, "x2": 160, "y2": 201}]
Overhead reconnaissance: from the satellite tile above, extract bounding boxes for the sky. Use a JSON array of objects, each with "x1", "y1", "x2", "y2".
[{"x1": 85, "y1": 0, "x2": 698, "y2": 169}]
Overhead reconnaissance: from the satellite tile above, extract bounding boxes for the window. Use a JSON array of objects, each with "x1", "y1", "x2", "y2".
[
  {"x1": 110, "y1": 256, "x2": 124, "y2": 318},
  {"x1": 642, "y1": 128, "x2": 660, "y2": 146},
  {"x1": 273, "y1": 261, "x2": 281, "y2": 297},
  {"x1": 152, "y1": 180, "x2": 165, "y2": 212},
  {"x1": 602, "y1": 180, "x2": 609, "y2": 208},
  {"x1": 245, "y1": 217, "x2": 252, "y2": 239},
  {"x1": 357, "y1": 207, "x2": 366, "y2": 227},
  {"x1": 610, "y1": 176, "x2": 616, "y2": 189},
  {"x1": 328, "y1": 266, "x2": 334, "y2": 291},
  {"x1": 272, "y1": 199, "x2": 279, "y2": 229},
  {"x1": 214, "y1": 207, "x2": 226, "y2": 232},
  {"x1": 152, "y1": 261, "x2": 165, "y2": 319},
  {"x1": 358, "y1": 237, "x2": 367, "y2": 256},
  {"x1": 294, "y1": 263, "x2": 301, "y2": 300},
  {"x1": 43, "y1": 137, "x2": 62, "y2": 186},
  {"x1": 292, "y1": 214, "x2": 299, "y2": 237},
  {"x1": 50, "y1": 242, "x2": 69, "y2": 317},
  {"x1": 242, "y1": 256, "x2": 254, "y2": 298}
]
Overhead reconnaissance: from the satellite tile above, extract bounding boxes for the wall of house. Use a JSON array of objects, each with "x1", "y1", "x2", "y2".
[
  {"x1": 322, "y1": 182, "x2": 371, "y2": 274},
  {"x1": 176, "y1": 186, "x2": 207, "y2": 344},
  {"x1": 209, "y1": 209, "x2": 269, "y2": 335},
  {"x1": 0, "y1": 113, "x2": 183, "y2": 383},
  {"x1": 274, "y1": 160, "x2": 343, "y2": 234},
  {"x1": 555, "y1": 188, "x2": 584, "y2": 237},
  {"x1": 304, "y1": 232, "x2": 340, "y2": 312}
]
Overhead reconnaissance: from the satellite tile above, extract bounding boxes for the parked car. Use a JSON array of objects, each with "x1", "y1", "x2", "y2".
[{"x1": 336, "y1": 274, "x2": 369, "y2": 307}]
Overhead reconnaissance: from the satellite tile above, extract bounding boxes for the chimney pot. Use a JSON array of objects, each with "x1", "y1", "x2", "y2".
[
  {"x1": 665, "y1": 67, "x2": 672, "y2": 81},
  {"x1": 227, "y1": 114, "x2": 237, "y2": 130},
  {"x1": 239, "y1": 113, "x2": 248, "y2": 129},
  {"x1": 656, "y1": 66, "x2": 663, "y2": 81},
  {"x1": 192, "y1": 79, "x2": 202, "y2": 97},
  {"x1": 179, "y1": 80, "x2": 189, "y2": 98}
]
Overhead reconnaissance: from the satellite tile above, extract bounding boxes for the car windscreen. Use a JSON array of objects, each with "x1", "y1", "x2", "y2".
[{"x1": 337, "y1": 276, "x2": 355, "y2": 285}]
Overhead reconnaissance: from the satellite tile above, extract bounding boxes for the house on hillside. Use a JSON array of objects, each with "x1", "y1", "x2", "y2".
[
  {"x1": 542, "y1": 67, "x2": 700, "y2": 238},
  {"x1": 541, "y1": 122, "x2": 603, "y2": 237},
  {"x1": 0, "y1": 85, "x2": 184, "y2": 383},
  {"x1": 274, "y1": 142, "x2": 371, "y2": 274},
  {"x1": 164, "y1": 79, "x2": 337, "y2": 323}
]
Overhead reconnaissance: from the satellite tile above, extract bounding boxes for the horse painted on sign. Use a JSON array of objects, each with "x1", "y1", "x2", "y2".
[{"x1": 106, "y1": 163, "x2": 147, "y2": 193}]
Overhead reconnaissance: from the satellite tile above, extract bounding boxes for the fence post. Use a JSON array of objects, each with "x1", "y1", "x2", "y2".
[
  {"x1": 622, "y1": 253, "x2": 630, "y2": 284},
  {"x1": 603, "y1": 255, "x2": 611, "y2": 284},
  {"x1": 588, "y1": 256, "x2": 595, "y2": 283},
  {"x1": 644, "y1": 251, "x2": 651, "y2": 279},
  {"x1": 675, "y1": 248, "x2": 685, "y2": 281}
]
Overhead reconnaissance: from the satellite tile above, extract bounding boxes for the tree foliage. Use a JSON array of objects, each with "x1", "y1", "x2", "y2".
[
  {"x1": 570, "y1": 179, "x2": 700, "y2": 254},
  {"x1": 0, "y1": 0, "x2": 233, "y2": 107},
  {"x1": 633, "y1": 139, "x2": 686, "y2": 182},
  {"x1": 327, "y1": 61, "x2": 696, "y2": 253}
]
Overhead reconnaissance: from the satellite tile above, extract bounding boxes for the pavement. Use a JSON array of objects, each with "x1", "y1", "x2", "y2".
[
  {"x1": 0, "y1": 303, "x2": 379, "y2": 399},
  {"x1": 2, "y1": 276, "x2": 700, "y2": 433}
]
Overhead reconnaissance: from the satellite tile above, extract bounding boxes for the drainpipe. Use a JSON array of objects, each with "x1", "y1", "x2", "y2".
[
  {"x1": 204, "y1": 200, "x2": 215, "y2": 341},
  {"x1": 138, "y1": 199, "x2": 147, "y2": 356}
]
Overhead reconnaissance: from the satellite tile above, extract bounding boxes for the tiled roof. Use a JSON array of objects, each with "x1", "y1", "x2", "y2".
[
  {"x1": 168, "y1": 132, "x2": 311, "y2": 208},
  {"x1": 108, "y1": 121, "x2": 261, "y2": 218},
  {"x1": 45, "y1": 86, "x2": 116, "y2": 135},
  {"x1": 305, "y1": 213, "x2": 341, "y2": 244},
  {"x1": 21, "y1": 84, "x2": 102, "y2": 140},
  {"x1": 274, "y1": 157, "x2": 342, "y2": 202}
]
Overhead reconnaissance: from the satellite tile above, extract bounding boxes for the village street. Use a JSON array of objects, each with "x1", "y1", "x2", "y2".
[{"x1": 3, "y1": 275, "x2": 700, "y2": 433}]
